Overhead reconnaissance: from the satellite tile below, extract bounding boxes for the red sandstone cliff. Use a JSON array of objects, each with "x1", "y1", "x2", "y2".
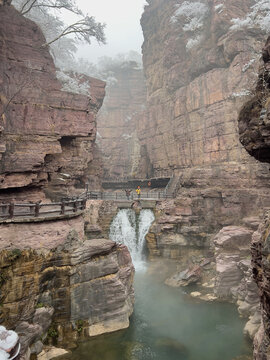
[
  {"x1": 140, "y1": 2, "x2": 270, "y2": 358},
  {"x1": 0, "y1": 209, "x2": 135, "y2": 354},
  {"x1": 140, "y1": 0, "x2": 266, "y2": 172},
  {"x1": 0, "y1": 3, "x2": 105, "y2": 200},
  {"x1": 138, "y1": 0, "x2": 270, "y2": 242}
]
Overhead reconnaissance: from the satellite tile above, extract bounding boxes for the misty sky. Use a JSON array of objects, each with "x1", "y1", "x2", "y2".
[{"x1": 69, "y1": 0, "x2": 147, "y2": 63}]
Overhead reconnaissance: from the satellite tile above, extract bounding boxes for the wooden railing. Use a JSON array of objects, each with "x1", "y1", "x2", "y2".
[
  {"x1": 0, "y1": 198, "x2": 86, "y2": 220},
  {"x1": 86, "y1": 191, "x2": 173, "y2": 200},
  {"x1": 0, "y1": 187, "x2": 175, "y2": 222}
]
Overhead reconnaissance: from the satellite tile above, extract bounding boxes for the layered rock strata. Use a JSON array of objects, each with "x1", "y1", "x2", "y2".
[
  {"x1": 140, "y1": 0, "x2": 266, "y2": 172},
  {"x1": 97, "y1": 64, "x2": 148, "y2": 179},
  {"x1": 0, "y1": 4, "x2": 105, "y2": 200},
  {"x1": 83, "y1": 200, "x2": 119, "y2": 239},
  {"x1": 214, "y1": 225, "x2": 261, "y2": 339},
  {"x1": 251, "y1": 211, "x2": 270, "y2": 359},
  {"x1": 238, "y1": 37, "x2": 270, "y2": 359},
  {"x1": 140, "y1": 5, "x2": 270, "y2": 355},
  {"x1": 0, "y1": 210, "x2": 134, "y2": 356},
  {"x1": 140, "y1": 0, "x2": 270, "y2": 263},
  {"x1": 214, "y1": 226, "x2": 255, "y2": 301},
  {"x1": 146, "y1": 178, "x2": 270, "y2": 260}
]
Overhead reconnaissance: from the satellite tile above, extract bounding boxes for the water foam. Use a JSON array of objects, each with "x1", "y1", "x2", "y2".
[{"x1": 109, "y1": 209, "x2": 155, "y2": 271}]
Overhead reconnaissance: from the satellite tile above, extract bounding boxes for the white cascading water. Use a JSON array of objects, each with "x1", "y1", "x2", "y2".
[{"x1": 109, "y1": 209, "x2": 155, "y2": 270}]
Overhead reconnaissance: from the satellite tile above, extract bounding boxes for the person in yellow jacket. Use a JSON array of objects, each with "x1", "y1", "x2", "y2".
[{"x1": 136, "y1": 186, "x2": 141, "y2": 199}]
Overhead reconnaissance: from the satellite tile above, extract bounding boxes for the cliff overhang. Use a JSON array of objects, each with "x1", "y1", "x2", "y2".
[{"x1": 0, "y1": 4, "x2": 105, "y2": 200}]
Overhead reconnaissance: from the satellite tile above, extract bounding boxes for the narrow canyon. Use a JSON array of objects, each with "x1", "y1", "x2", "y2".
[{"x1": 0, "y1": 0, "x2": 270, "y2": 360}]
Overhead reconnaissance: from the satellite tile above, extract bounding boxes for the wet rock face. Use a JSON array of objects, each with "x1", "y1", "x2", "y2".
[
  {"x1": 251, "y1": 211, "x2": 270, "y2": 359},
  {"x1": 0, "y1": 6, "x2": 105, "y2": 199},
  {"x1": 237, "y1": 37, "x2": 270, "y2": 359},
  {"x1": 165, "y1": 264, "x2": 202, "y2": 287},
  {"x1": 83, "y1": 199, "x2": 119, "y2": 239},
  {"x1": 0, "y1": 218, "x2": 134, "y2": 351},
  {"x1": 16, "y1": 307, "x2": 54, "y2": 357},
  {"x1": 214, "y1": 226, "x2": 260, "y2": 314},
  {"x1": 239, "y1": 36, "x2": 270, "y2": 163}
]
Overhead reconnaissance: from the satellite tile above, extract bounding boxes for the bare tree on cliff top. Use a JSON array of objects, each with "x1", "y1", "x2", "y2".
[
  {"x1": 44, "y1": 15, "x2": 105, "y2": 47},
  {"x1": 10, "y1": 0, "x2": 106, "y2": 95},
  {"x1": 17, "y1": 0, "x2": 82, "y2": 16},
  {"x1": 12, "y1": 0, "x2": 106, "y2": 47}
]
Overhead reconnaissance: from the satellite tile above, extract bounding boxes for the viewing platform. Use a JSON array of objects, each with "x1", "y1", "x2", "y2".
[{"x1": 101, "y1": 172, "x2": 172, "y2": 190}]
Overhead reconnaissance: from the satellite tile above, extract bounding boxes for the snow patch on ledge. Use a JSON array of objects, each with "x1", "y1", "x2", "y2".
[
  {"x1": 231, "y1": 90, "x2": 252, "y2": 98},
  {"x1": 170, "y1": 1, "x2": 209, "y2": 50},
  {"x1": 230, "y1": 0, "x2": 270, "y2": 33}
]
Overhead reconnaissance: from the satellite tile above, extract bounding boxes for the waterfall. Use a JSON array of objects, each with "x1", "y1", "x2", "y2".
[{"x1": 109, "y1": 209, "x2": 155, "y2": 270}]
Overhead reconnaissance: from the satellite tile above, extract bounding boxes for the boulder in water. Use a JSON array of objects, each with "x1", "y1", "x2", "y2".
[
  {"x1": 37, "y1": 346, "x2": 70, "y2": 360},
  {"x1": 165, "y1": 265, "x2": 202, "y2": 287}
]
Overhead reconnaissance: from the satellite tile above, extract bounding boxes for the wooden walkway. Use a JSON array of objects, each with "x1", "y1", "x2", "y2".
[
  {"x1": 0, "y1": 190, "x2": 173, "y2": 223},
  {"x1": 0, "y1": 198, "x2": 87, "y2": 223}
]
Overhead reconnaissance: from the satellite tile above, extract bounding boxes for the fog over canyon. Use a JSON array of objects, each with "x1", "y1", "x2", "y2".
[{"x1": 0, "y1": 1, "x2": 270, "y2": 360}]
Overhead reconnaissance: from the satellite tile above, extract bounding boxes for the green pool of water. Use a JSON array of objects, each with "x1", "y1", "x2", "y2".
[{"x1": 68, "y1": 269, "x2": 252, "y2": 360}]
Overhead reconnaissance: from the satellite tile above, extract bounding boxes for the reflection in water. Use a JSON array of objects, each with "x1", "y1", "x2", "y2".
[{"x1": 64, "y1": 209, "x2": 252, "y2": 360}]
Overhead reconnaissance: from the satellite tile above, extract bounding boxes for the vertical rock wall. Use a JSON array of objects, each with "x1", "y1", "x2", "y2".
[
  {"x1": 97, "y1": 64, "x2": 149, "y2": 179},
  {"x1": 140, "y1": 0, "x2": 270, "y2": 252},
  {"x1": 252, "y1": 213, "x2": 270, "y2": 359},
  {"x1": 0, "y1": 214, "x2": 134, "y2": 353},
  {"x1": 140, "y1": 0, "x2": 265, "y2": 171},
  {"x1": 238, "y1": 37, "x2": 270, "y2": 360},
  {"x1": 141, "y1": 6, "x2": 270, "y2": 355},
  {"x1": 0, "y1": 4, "x2": 105, "y2": 200}
]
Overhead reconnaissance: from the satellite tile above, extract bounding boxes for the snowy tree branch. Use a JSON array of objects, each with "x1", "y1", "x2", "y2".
[
  {"x1": 42, "y1": 16, "x2": 106, "y2": 47},
  {"x1": 19, "y1": 0, "x2": 82, "y2": 16},
  {"x1": 20, "y1": 0, "x2": 37, "y2": 15}
]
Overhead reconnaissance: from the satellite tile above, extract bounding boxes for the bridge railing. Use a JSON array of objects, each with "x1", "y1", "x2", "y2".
[
  {"x1": 0, "y1": 199, "x2": 86, "y2": 220},
  {"x1": 0, "y1": 189, "x2": 173, "y2": 221},
  {"x1": 86, "y1": 191, "x2": 173, "y2": 200}
]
